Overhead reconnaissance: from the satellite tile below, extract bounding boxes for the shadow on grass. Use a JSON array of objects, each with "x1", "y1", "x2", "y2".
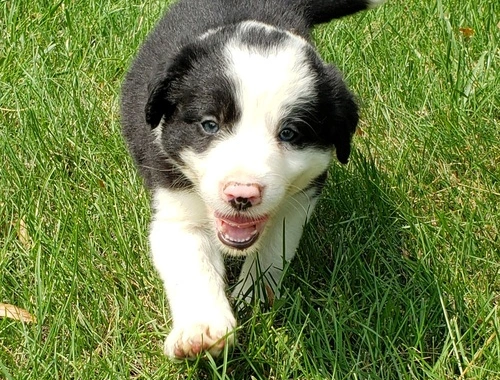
[{"x1": 280, "y1": 150, "x2": 448, "y2": 378}]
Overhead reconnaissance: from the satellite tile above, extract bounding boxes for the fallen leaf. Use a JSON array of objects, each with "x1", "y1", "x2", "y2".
[
  {"x1": 0, "y1": 303, "x2": 36, "y2": 323},
  {"x1": 459, "y1": 27, "x2": 474, "y2": 38}
]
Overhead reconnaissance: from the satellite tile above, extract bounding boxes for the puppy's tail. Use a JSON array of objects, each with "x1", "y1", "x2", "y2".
[{"x1": 298, "y1": 0, "x2": 385, "y2": 26}]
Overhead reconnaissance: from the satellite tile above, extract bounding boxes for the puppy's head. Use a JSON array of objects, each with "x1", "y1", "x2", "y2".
[{"x1": 146, "y1": 21, "x2": 358, "y2": 254}]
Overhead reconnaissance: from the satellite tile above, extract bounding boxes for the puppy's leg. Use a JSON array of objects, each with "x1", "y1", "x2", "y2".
[
  {"x1": 150, "y1": 189, "x2": 236, "y2": 359},
  {"x1": 232, "y1": 190, "x2": 319, "y2": 304}
]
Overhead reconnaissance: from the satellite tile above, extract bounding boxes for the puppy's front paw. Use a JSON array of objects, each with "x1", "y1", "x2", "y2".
[{"x1": 164, "y1": 317, "x2": 236, "y2": 360}]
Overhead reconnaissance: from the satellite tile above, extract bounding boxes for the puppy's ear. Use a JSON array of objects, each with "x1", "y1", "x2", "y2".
[
  {"x1": 145, "y1": 68, "x2": 178, "y2": 128},
  {"x1": 322, "y1": 65, "x2": 359, "y2": 164},
  {"x1": 145, "y1": 44, "x2": 202, "y2": 128}
]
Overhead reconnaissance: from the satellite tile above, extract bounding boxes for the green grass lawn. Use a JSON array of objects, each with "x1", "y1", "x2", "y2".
[{"x1": 1, "y1": 0, "x2": 499, "y2": 378}]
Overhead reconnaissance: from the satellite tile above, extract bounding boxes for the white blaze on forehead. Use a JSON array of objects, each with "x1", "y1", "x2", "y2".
[{"x1": 224, "y1": 22, "x2": 317, "y2": 133}]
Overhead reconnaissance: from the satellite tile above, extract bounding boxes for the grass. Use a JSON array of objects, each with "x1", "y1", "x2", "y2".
[{"x1": 1, "y1": 0, "x2": 498, "y2": 378}]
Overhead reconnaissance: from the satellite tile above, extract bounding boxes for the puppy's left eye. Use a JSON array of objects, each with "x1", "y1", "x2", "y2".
[
  {"x1": 278, "y1": 126, "x2": 299, "y2": 142},
  {"x1": 201, "y1": 120, "x2": 220, "y2": 134}
]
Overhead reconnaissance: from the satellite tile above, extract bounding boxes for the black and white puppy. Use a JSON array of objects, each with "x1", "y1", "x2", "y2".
[{"x1": 121, "y1": 0, "x2": 384, "y2": 360}]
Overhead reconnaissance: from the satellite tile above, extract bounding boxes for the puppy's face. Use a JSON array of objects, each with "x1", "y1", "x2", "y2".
[{"x1": 146, "y1": 22, "x2": 358, "y2": 254}]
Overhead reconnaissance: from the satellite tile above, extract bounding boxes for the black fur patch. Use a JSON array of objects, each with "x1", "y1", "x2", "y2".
[
  {"x1": 276, "y1": 48, "x2": 358, "y2": 160},
  {"x1": 237, "y1": 23, "x2": 290, "y2": 50},
  {"x1": 150, "y1": 39, "x2": 242, "y2": 160},
  {"x1": 305, "y1": 170, "x2": 329, "y2": 197}
]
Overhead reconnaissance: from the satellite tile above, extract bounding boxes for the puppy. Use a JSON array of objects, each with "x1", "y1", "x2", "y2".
[{"x1": 121, "y1": 0, "x2": 384, "y2": 360}]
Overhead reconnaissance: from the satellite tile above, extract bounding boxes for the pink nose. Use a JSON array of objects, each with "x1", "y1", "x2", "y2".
[{"x1": 222, "y1": 182, "x2": 262, "y2": 211}]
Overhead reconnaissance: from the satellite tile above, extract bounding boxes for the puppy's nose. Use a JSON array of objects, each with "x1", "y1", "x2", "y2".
[{"x1": 222, "y1": 182, "x2": 262, "y2": 211}]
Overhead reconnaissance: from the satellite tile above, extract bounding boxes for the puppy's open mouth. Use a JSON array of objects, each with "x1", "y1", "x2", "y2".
[{"x1": 215, "y1": 213, "x2": 268, "y2": 250}]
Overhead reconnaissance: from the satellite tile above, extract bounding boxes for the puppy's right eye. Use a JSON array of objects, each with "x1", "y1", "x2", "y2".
[{"x1": 201, "y1": 120, "x2": 220, "y2": 134}]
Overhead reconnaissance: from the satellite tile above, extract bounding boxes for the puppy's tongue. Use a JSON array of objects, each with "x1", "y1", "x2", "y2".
[{"x1": 215, "y1": 214, "x2": 267, "y2": 250}]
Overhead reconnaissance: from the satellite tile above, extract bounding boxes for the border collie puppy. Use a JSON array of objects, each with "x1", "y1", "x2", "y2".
[{"x1": 121, "y1": 0, "x2": 384, "y2": 360}]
